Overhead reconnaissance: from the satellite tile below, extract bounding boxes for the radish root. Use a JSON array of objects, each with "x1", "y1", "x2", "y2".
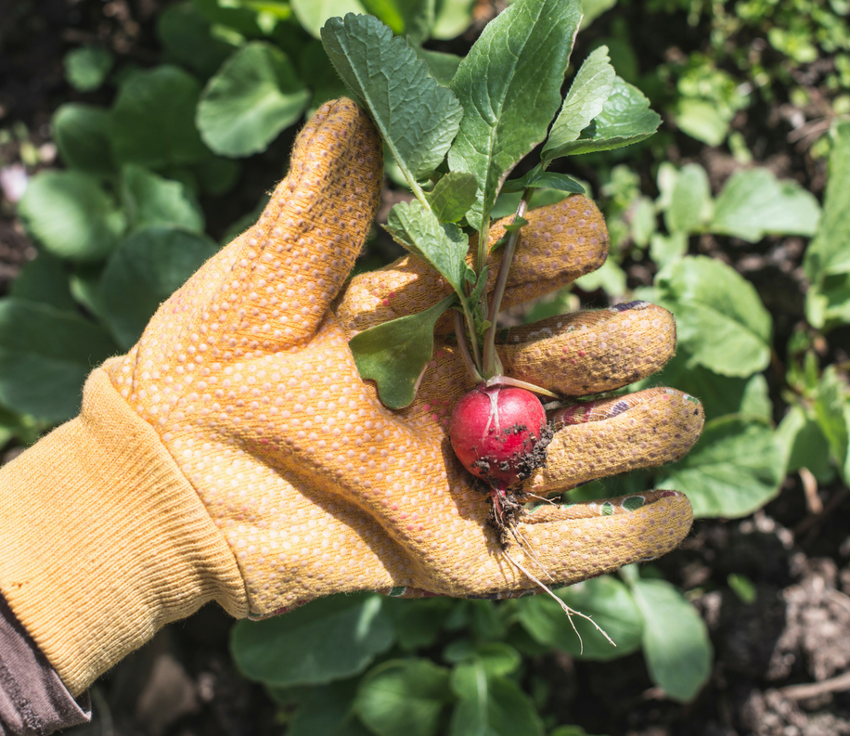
[{"x1": 502, "y1": 547, "x2": 617, "y2": 655}]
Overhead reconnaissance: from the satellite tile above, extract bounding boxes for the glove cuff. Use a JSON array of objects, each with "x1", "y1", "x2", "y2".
[{"x1": 0, "y1": 368, "x2": 248, "y2": 696}]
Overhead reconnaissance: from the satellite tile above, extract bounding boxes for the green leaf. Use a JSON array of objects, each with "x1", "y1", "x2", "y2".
[
  {"x1": 449, "y1": 663, "x2": 544, "y2": 736},
  {"x1": 580, "y1": 0, "x2": 617, "y2": 28},
  {"x1": 293, "y1": 0, "x2": 366, "y2": 38},
  {"x1": 287, "y1": 679, "x2": 372, "y2": 736},
  {"x1": 321, "y1": 14, "x2": 463, "y2": 188},
  {"x1": 413, "y1": 47, "x2": 463, "y2": 87},
  {"x1": 573, "y1": 258, "x2": 626, "y2": 295},
  {"x1": 0, "y1": 299, "x2": 118, "y2": 422},
  {"x1": 500, "y1": 167, "x2": 585, "y2": 194},
  {"x1": 664, "y1": 163, "x2": 711, "y2": 235},
  {"x1": 631, "y1": 196, "x2": 657, "y2": 247},
  {"x1": 727, "y1": 573, "x2": 757, "y2": 604},
  {"x1": 197, "y1": 42, "x2": 310, "y2": 157},
  {"x1": 629, "y1": 577, "x2": 712, "y2": 703},
  {"x1": 657, "y1": 415, "x2": 784, "y2": 518},
  {"x1": 427, "y1": 172, "x2": 478, "y2": 222},
  {"x1": 99, "y1": 226, "x2": 219, "y2": 349},
  {"x1": 804, "y1": 122, "x2": 850, "y2": 281},
  {"x1": 360, "y1": 0, "x2": 434, "y2": 43},
  {"x1": 775, "y1": 405, "x2": 835, "y2": 483},
  {"x1": 814, "y1": 365, "x2": 850, "y2": 483},
  {"x1": 546, "y1": 76, "x2": 660, "y2": 156},
  {"x1": 674, "y1": 98, "x2": 730, "y2": 146},
  {"x1": 348, "y1": 294, "x2": 456, "y2": 409},
  {"x1": 110, "y1": 65, "x2": 209, "y2": 168},
  {"x1": 550, "y1": 727, "x2": 609, "y2": 736},
  {"x1": 655, "y1": 256, "x2": 772, "y2": 377},
  {"x1": 443, "y1": 641, "x2": 522, "y2": 677},
  {"x1": 355, "y1": 659, "x2": 452, "y2": 736},
  {"x1": 52, "y1": 104, "x2": 116, "y2": 177},
  {"x1": 469, "y1": 643, "x2": 522, "y2": 677},
  {"x1": 804, "y1": 121, "x2": 850, "y2": 329},
  {"x1": 807, "y1": 272, "x2": 850, "y2": 330},
  {"x1": 121, "y1": 165, "x2": 204, "y2": 233},
  {"x1": 17, "y1": 171, "x2": 126, "y2": 262},
  {"x1": 156, "y1": 0, "x2": 237, "y2": 79},
  {"x1": 648, "y1": 232, "x2": 688, "y2": 269},
  {"x1": 385, "y1": 202, "x2": 471, "y2": 293},
  {"x1": 503, "y1": 216, "x2": 529, "y2": 232},
  {"x1": 448, "y1": 0, "x2": 582, "y2": 230},
  {"x1": 9, "y1": 252, "x2": 76, "y2": 312},
  {"x1": 710, "y1": 168, "x2": 821, "y2": 242},
  {"x1": 516, "y1": 576, "x2": 642, "y2": 660},
  {"x1": 646, "y1": 353, "x2": 771, "y2": 423},
  {"x1": 541, "y1": 46, "x2": 616, "y2": 162},
  {"x1": 231, "y1": 593, "x2": 394, "y2": 687},
  {"x1": 64, "y1": 45, "x2": 113, "y2": 92},
  {"x1": 431, "y1": 0, "x2": 475, "y2": 39},
  {"x1": 193, "y1": 0, "x2": 265, "y2": 36},
  {"x1": 382, "y1": 597, "x2": 455, "y2": 651}
]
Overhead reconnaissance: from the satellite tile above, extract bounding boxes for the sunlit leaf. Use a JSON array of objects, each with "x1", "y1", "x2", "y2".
[
  {"x1": 630, "y1": 577, "x2": 712, "y2": 702},
  {"x1": 322, "y1": 14, "x2": 463, "y2": 187},
  {"x1": 448, "y1": 0, "x2": 582, "y2": 230}
]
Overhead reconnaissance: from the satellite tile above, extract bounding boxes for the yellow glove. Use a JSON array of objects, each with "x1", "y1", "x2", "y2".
[{"x1": 0, "y1": 98, "x2": 703, "y2": 697}]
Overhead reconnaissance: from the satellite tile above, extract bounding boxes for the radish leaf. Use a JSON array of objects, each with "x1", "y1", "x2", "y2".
[
  {"x1": 231, "y1": 593, "x2": 394, "y2": 686},
  {"x1": 321, "y1": 14, "x2": 463, "y2": 193},
  {"x1": 426, "y1": 171, "x2": 477, "y2": 222},
  {"x1": 447, "y1": 0, "x2": 582, "y2": 231},
  {"x1": 349, "y1": 295, "x2": 457, "y2": 409},
  {"x1": 547, "y1": 76, "x2": 660, "y2": 156},
  {"x1": 501, "y1": 166, "x2": 585, "y2": 194},
  {"x1": 384, "y1": 201, "x2": 472, "y2": 295},
  {"x1": 541, "y1": 45, "x2": 616, "y2": 162},
  {"x1": 804, "y1": 121, "x2": 850, "y2": 328},
  {"x1": 711, "y1": 167, "x2": 820, "y2": 242},
  {"x1": 449, "y1": 662, "x2": 543, "y2": 736}
]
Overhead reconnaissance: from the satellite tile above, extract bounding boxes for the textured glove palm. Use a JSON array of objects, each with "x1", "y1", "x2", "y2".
[
  {"x1": 105, "y1": 98, "x2": 701, "y2": 614},
  {"x1": 0, "y1": 99, "x2": 703, "y2": 697}
]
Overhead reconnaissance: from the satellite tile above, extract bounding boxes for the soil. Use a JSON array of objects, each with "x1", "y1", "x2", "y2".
[{"x1": 1, "y1": 1, "x2": 847, "y2": 735}]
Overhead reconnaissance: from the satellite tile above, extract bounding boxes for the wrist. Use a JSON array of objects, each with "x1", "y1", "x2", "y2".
[{"x1": 0, "y1": 368, "x2": 248, "y2": 696}]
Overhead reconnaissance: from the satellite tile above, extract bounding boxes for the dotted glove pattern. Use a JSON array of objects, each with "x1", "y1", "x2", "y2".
[{"x1": 104, "y1": 99, "x2": 703, "y2": 617}]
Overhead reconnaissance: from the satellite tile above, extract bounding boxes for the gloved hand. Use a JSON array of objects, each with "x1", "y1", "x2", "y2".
[{"x1": 0, "y1": 98, "x2": 703, "y2": 698}]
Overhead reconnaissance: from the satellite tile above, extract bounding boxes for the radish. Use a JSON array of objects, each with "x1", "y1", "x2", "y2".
[{"x1": 449, "y1": 382, "x2": 552, "y2": 537}]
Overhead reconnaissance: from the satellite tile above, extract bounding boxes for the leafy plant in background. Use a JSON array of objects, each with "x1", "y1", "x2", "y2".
[
  {"x1": 782, "y1": 120, "x2": 850, "y2": 488},
  {"x1": 2, "y1": 0, "x2": 850, "y2": 732},
  {"x1": 602, "y1": 0, "x2": 850, "y2": 148}
]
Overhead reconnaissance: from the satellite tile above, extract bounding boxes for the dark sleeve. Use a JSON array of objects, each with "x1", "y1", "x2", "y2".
[{"x1": 0, "y1": 596, "x2": 91, "y2": 736}]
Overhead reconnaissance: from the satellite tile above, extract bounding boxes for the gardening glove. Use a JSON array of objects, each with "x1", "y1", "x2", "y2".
[{"x1": 0, "y1": 98, "x2": 703, "y2": 699}]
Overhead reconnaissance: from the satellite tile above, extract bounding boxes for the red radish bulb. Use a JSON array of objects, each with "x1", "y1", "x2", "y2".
[{"x1": 449, "y1": 384, "x2": 548, "y2": 491}]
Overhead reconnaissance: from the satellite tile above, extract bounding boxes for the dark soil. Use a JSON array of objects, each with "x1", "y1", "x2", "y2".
[{"x1": 1, "y1": 1, "x2": 847, "y2": 735}]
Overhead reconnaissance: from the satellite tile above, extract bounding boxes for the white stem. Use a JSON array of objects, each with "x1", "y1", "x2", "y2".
[{"x1": 485, "y1": 374, "x2": 559, "y2": 398}]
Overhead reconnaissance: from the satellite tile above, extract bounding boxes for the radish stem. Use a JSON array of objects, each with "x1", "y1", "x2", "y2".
[
  {"x1": 454, "y1": 310, "x2": 484, "y2": 383},
  {"x1": 484, "y1": 374, "x2": 559, "y2": 398},
  {"x1": 482, "y1": 187, "x2": 532, "y2": 377}
]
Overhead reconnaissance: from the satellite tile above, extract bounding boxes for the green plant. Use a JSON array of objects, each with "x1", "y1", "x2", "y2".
[
  {"x1": 230, "y1": 569, "x2": 711, "y2": 736},
  {"x1": 4, "y1": 0, "x2": 850, "y2": 732}
]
